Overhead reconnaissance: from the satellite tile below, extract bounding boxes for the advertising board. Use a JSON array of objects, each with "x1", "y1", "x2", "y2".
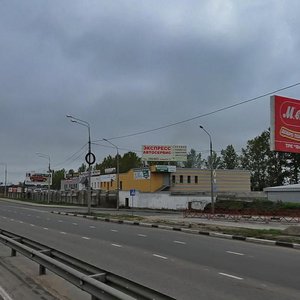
[
  {"x1": 142, "y1": 145, "x2": 187, "y2": 162},
  {"x1": 25, "y1": 172, "x2": 52, "y2": 185},
  {"x1": 134, "y1": 168, "x2": 150, "y2": 180},
  {"x1": 270, "y1": 95, "x2": 300, "y2": 153}
]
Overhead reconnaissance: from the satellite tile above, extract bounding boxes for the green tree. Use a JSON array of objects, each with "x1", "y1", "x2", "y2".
[
  {"x1": 52, "y1": 169, "x2": 65, "y2": 190},
  {"x1": 78, "y1": 163, "x2": 87, "y2": 173},
  {"x1": 183, "y1": 148, "x2": 204, "y2": 168},
  {"x1": 204, "y1": 151, "x2": 222, "y2": 169},
  {"x1": 220, "y1": 145, "x2": 240, "y2": 169},
  {"x1": 286, "y1": 153, "x2": 300, "y2": 184}
]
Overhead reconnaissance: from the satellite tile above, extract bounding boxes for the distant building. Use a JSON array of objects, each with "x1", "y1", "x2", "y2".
[
  {"x1": 264, "y1": 184, "x2": 300, "y2": 203},
  {"x1": 60, "y1": 166, "x2": 251, "y2": 194}
]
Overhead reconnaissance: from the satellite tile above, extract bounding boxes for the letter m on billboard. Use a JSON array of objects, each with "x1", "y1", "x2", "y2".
[{"x1": 270, "y1": 95, "x2": 300, "y2": 153}]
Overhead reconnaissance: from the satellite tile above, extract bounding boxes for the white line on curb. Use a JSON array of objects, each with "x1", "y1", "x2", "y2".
[
  {"x1": 219, "y1": 272, "x2": 243, "y2": 280},
  {"x1": 0, "y1": 286, "x2": 13, "y2": 300},
  {"x1": 153, "y1": 254, "x2": 168, "y2": 260},
  {"x1": 226, "y1": 251, "x2": 245, "y2": 256},
  {"x1": 174, "y1": 240, "x2": 186, "y2": 245}
]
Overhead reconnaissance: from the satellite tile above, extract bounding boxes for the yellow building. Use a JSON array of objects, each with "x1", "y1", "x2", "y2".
[{"x1": 100, "y1": 166, "x2": 251, "y2": 194}]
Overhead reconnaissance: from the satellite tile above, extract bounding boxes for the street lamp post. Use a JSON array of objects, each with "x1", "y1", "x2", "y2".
[
  {"x1": 103, "y1": 139, "x2": 120, "y2": 210},
  {"x1": 36, "y1": 153, "x2": 51, "y2": 204},
  {"x1": 67, "y1": 115, "x2": 92, "y2": 215},
  {"x1": 199, "y1": 125, "x2": 215, "y2": 214},
  {"x1": 0, "y1": 163, "x2": 7, "y2": 197}
]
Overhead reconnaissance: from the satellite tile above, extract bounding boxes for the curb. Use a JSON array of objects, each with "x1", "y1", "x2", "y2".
[{"x1": 51, "y1": 211, "x2": 300, "y2": 250}]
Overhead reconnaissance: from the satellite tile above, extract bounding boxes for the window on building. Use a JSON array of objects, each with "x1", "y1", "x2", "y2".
[
  {"x1": 187, "y1": 176, "x2": 191, "y2": 184},
  {"x1": 180, "y1": 175, "x2": 183, "y2": 183},
  {"x1": 172, "y1": 175, "x2": 176, "y2": 184},
  {"x1": 195, "y1": 176, "x2": 198, "y2": 184},
  {"x1": 120, "y1": 181, "x2": 123, "y2": 190}
]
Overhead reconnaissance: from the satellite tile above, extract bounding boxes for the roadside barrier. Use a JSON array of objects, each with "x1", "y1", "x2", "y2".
[{"x1": 0, "y1": 229, "x2": 175, "y2": 300}]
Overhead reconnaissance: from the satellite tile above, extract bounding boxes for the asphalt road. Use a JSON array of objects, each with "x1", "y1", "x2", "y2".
[{"x1": 0, "y1": 201, "x2": 299, "y2": 299}]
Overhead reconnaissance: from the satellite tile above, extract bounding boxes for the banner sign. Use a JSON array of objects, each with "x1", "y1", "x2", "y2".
[
  {"x1": 142, "y1": 145, "x2": 187, "y2": 162},
  {"x1": 134, "y1": 168, "x2": 150, "y2": 180},
  {"x1": 270, "y1": 95, "x2": 300, "y2": 153},
  {"x1": 155, "y1": 165, "x2": 177, "y2": 173},
  {"x1": 25, "y1": 172, "x2": 52, "y2": 185}
]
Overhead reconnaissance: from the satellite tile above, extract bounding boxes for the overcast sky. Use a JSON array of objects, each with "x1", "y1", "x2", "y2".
[{"x1": 1, "y1": 0, "x2": 300, "y2": 184}]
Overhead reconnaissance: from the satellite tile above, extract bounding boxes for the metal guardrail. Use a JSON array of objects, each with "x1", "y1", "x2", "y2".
[{"x1": 0, "y1": 229, "x2": 175, "y2": 300}]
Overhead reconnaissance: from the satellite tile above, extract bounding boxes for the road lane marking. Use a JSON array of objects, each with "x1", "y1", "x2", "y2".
[
  {"x1": 10, "y1": 219, "x2": 14, "y2": 221},
  {"x1": 43, "y1": 228, "x2": 49, "y2": 230},
  {"x1": 2, "y1": 216, "x2": 6, "y2": 219},
  {"x1": 226, "y1": 251, "x2": 245, "y2": 256},
  {"x1": 60, "y1": 232, "x2": 67, "y2": 235},
  {"x1": 138, "y1": 234, "x2": 147, "y2": 237},
  {"x1": 174, "y1": 240, "x2": 186, "y2": 245},
  {"x1": 0, "y1": 286, "x2": 13, "y2": 300},
  {"x1": 58, "y1": 220, "x2": 63, "y2": 222},
  {"x1": 18, "y1": 221, "x2": 24, "y2": 224},
  {"x1": 30, "y1": 224, "x2": 35, "y2": 227},
  {"x1": 82, "y1": 237, "x2": 90, "y2": 240},
  {"x1": 219, "y1": 272, "x2": 243, "y2": 280},
  {"x1": 153, "y1": 254, "x2": 168, "y2": 260},
  {"x1": 111, "y1": 243, "x2": 122, "y2": 248},
  {"x1": 89, "y1": 226, "x2": 96, "y2": 229},
  {"x1": 111, "y1": 229, "x2": 118, "y2": 232},
  {"x1": 72, "y1": 223, "x2": 78, "y2": 226}
]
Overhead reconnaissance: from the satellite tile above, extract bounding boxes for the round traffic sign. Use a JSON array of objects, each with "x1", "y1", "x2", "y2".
[{"x1": 85, "y1": 152, "x2": 96, "y2": 165}]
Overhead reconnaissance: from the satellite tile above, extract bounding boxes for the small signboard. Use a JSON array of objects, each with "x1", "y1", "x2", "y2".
[{"x1": 130, "y1": 189, "x2": 136, "y2": 196}]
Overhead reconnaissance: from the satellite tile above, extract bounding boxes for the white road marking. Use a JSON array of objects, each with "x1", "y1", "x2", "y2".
[
  {"x1": 138, "y1": 234, "x2": 147, "y2": 237},
  {"x1": 43, "y1": 227, "x2": 49, "y2": 230},
  {"x1": 173, "y1": 240, "x2": 186, "y2": 245},
  {"x1": 82, "y1": 237, "x2": 90, "y2": 240},
  {"x1": 60, "y1": 232, "x2": 67, "y2": 235},
  {"x1": 89, "y1": 226, "x2": 96, "y2": 229},
  {"x1": 58, "y1": 220, "x2": 63, "y2": 222},
  {"x1": 18, "y1": 221, "x2": 24, "y2": 224},
  {"x1": 111, "y1": 243, "x2": 122, "y2": 248},
  {"x1": 0, "y1": 286, "x2": 13, "y2": 300},
  {"x1": 153, "y1": 254, "x2": 168, "y2": 260},
  {"x1": 111, "y1": 229, "x2": 118, "y2": 232},
  {"x1": 30, "y1": 224, "x2": 35, "y2": 227},
  {"x1": 2, "y1": 216, "x2": 6, "y2": 219},
  {"x1": 10, "y1": 219, "x2": 14, "y2": 221},
  {"x1": 72, "y1": 223, "x2": 78, "y2": 226},
  {"x1": 226, "y1": 251, "x2": 245, "y2": 256},
  {"x1": 219, "y1": 272, "x2": 243, "y2": 280}
]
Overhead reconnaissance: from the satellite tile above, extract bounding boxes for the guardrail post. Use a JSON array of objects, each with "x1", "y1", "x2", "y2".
[
  {"x1": 11, "y1": 249, "x2": 16, "y2": 257},
  {"x1": 39, "y1": 264, "x2": 46, "y2": 275}
]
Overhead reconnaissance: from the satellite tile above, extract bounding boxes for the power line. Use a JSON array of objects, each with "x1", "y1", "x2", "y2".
[
  {"x1": 52, "y1": 143, "x2": 88, "y2": 168},
  {"x1": 93, "y1": 82, "x2": 300, "y2": 141}
]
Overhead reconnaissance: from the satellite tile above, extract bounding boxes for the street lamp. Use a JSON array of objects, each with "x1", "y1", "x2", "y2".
[
  {"x1": 36, "y1": 153, "x2": 51, "y2": 204},
  {"x1": 0, "y1": 163, "x2": 7, "y2": 197},
  {"x1": 66, "y1": 115, "x2": 92, "y2": 214},
  {"x1": 103, "y1": 139, "x2": 120, "y2": 210},
  {"x1": 199, "y1": 125, "x2": 215, "y2": 214}
]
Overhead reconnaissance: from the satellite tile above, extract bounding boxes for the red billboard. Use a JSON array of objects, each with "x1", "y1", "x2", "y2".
[{"x1": 270, "y1": 95, "x2": 300, "y2": 153}]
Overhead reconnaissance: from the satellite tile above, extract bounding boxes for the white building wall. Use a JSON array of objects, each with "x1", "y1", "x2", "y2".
[{"x1": 119, "y1": 191, "x2": 211, "y2": 210}]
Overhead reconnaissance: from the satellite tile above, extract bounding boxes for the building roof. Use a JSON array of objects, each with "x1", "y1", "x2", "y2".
[{"x1": 264, "y1": 184, "x2": 300, "y2": 192}]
